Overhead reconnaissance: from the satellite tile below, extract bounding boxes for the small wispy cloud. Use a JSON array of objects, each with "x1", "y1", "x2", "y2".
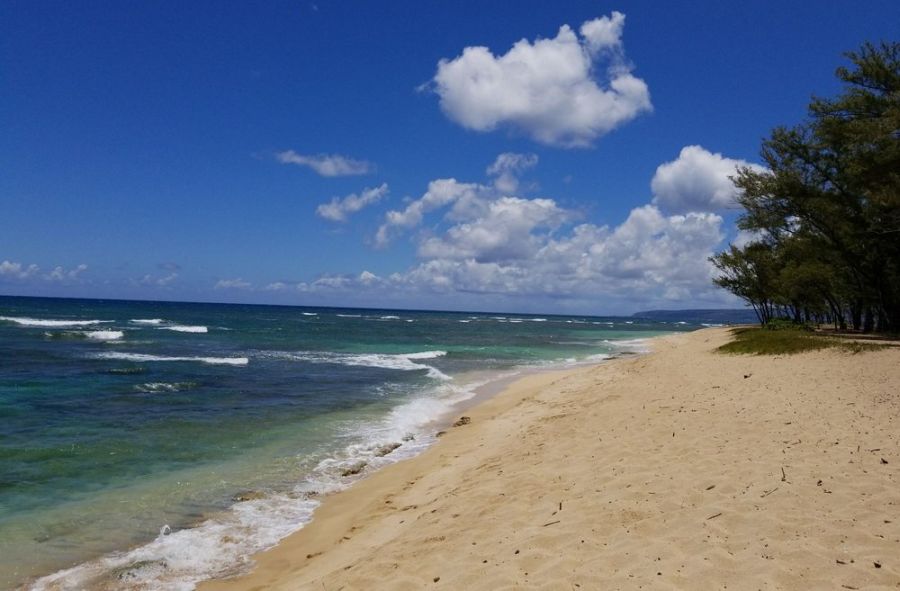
[
  {"x1": 275, "y1": 150, "x2": 374, "y2": 177},
  {"x1": 1, "y1": 260, "x2": 88, "y2": 283},
  {"x1": 214, "y1": 278, "x2": 252, "y2": 290},
  {"x1": 317, "y1": 183, "x2": 389, "y2": 222},
  {"x1": 134, "y1": 271, "x2": 179, "y2": 287}
]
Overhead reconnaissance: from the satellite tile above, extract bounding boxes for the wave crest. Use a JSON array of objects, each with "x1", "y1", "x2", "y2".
[
  {"x1": 94, "y1": 352, "x2": 248, "y2": 366},
  {"x1": 0, "y1": 316, "x2": 112, "y2": 328}
]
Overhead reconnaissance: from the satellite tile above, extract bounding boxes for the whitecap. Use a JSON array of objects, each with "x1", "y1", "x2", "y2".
[
  {"x1": 134, "y1": 382, "x2": 196, "y2": 393},
  {"x1": 130, "y1": 318, "x2": 164, "y2": 325},
  {"x1": 84, "y1": 330, "x2": 124, "y2": 341},
  {"x1": 301, "y1": 313, "x2": 317, "y2": 317},
  {"x1": 94, "y1": 352, "x2": 248, "y2": 366},
  {"x1": 30, "y1": 493, "x2": 317, "y2": 591},
  {"x1": 379, "y1": 315, "x2": 400, "y2": 320},
  {"x1": 158, "y1": 325, "x2": 208, "y2": 333},
  {"x1": 0, "y1": 316, "x2": 112, "y2": 328},
  {"x1": 336, "y1": 314, "x2": 361, "y2": 318},
  {"x1": 267, "y1": 350, "x2": 450, "y2": 380}
]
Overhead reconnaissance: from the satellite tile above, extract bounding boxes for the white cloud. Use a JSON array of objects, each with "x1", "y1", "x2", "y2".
[
  {"x1": 431, "y1": 12, "x2": 651, "y2": 147},
  {"x1": 417, "y1": 196, "x2": 569, "y2": 263},
  {"x1": 317, "y1": 183, "x2": 389, "y2": 222},
  {"x1": 580, "y1": 11, "x2": 626, "y2": 54},
  {"x1": 319, "y1": 155, "x2": 728, "y2": 307},
  {"x1": 134, "y1": 271, "x2": 178, "y2": 287},
  {"x1": 156, "y1": 272, "x2": 178, "y2": 286},
  {"x1": 651, "y1": 145, "x2": 764, "y2": 214},
  {"x1": 358, "y1": 270, "x2": 380, "y2": 285},
  {"x1": 375, "y1": 178, "x2": 488, "y2": 247},
  {"x1": 0, "y1": 260, "x2": 40, "y2": 279},
  {"x1": 276, "y1": 150, "x2": 374, "y2": 177},
  {"x1": 486, "y1": 153, "x2": 538, "y2": 194},
  {"x1": 214, "y1": 278, "x2": 252, "y2": 290},
  {"x1": 44, "y1": 264, "x2": 87, "y2": 282},
  {"x1": 392, "y1": 204, "x2": 723, "y2": 302}
]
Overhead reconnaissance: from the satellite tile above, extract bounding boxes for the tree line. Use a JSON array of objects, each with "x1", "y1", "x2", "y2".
[{"x1": 712, "y1": 41, "x2": 900, "y2": 333}]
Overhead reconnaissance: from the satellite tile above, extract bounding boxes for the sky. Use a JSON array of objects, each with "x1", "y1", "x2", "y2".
[{"x1": 2, "y1": 0, "x2": 898, "y2": 314}]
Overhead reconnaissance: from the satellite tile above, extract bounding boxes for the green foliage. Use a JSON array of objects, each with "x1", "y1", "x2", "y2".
[
  {"x1": 764, "y1": 318, "x2": 812, "y2": 331},
  {"x1": 717, "y1": 327, "x2": 888, "y2": 355},
  {"x1": 711, "y1": 41, "x2": 900, "y2": 333}
]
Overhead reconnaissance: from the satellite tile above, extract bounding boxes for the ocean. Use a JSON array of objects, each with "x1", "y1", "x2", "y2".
[{"x1": 0, "y1": 296, "x2": 696, "y2": 590}]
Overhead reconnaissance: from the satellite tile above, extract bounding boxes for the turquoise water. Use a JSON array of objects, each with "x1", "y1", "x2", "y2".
[{"x1": 0, "y1": 296, "x2": 693, "y2": 590}]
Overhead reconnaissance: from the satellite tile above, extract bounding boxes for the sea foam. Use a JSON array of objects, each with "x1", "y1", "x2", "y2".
[
  {"x1": 95, "y1": 352, "x2": 248, "y2": 366},
  {"x1": 84, "y1": 330, "x2": 124, "y2": 341},
  {"x1": 267, "y1": 350, "x2": 450, "y2": 380},
  {"x1": 158, "y1": 325, "x2": 208, "y2": 333},
  {"x1": 0, "y1": 316, "x2": 112, "y2": 328},
  {"x1": 130, "y1": 319, "x2": 165, "y2": 325}
]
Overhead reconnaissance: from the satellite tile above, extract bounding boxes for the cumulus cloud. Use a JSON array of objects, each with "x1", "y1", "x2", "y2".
[
  {"x1": 276, "y1": 150, "x2": 374, "y2": 177},
  {"x1": 214, "y1": 278, "x2": 252, "y2": 290},
  {"x1": 431, "y1": 11, "x2": 651, "y2": 147},
  {"x1": 651, "y1": 145, "x2": 764, "y2": 214},
  {"x1": 317, "y1": 183, "x2": 389, "y2": 222},
  {"x1": 394, "y1": 204, "x2": 722, "y2": 301},
  {"x1": 417, "y1": 197, "x2": 569, "y2": 263},
  {"x1": 375, "y1": 178, "x2": 488, "y2": 247},
  {"x1": 487, "y1": 153, "x2": 538, "y2": 194},
  {"x1": 0, "y1": 260, "x2": 40, "y2": 280},
  {"x1": 329, "y1": 156, "x2": 729, "y2": 306}
]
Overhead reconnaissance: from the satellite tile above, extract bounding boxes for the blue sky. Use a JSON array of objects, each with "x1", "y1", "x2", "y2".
[{"x1": 2, "y1": 1, "x2": 897, "y2": 314}]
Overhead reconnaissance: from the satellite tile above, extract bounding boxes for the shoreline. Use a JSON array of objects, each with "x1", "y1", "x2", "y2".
[
  {"x1": 21, "y1": 336, "x2": 660, "y2": 590},
  {"x1": 200, "y1": 327, "x2": 900, "y2": 590}
]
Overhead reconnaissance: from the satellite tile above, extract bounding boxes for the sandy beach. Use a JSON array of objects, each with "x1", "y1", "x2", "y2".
[{"x1": 201, "y1": 327, "x2": 900, "y2": 590}]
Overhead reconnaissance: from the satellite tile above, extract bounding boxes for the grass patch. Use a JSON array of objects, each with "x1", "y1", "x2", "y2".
[{"x1": 718, "y1": 327, "x2": 889, "y2": 355}]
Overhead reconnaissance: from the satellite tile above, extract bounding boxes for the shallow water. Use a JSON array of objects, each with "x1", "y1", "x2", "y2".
[{"x1": 0, "y1": 296, "x2": 694, "y2": 589}]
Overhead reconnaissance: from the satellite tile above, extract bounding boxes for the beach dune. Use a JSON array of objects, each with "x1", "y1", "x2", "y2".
[{"x1": 202, "y1": 327, "x2": 900, "y2": 590}]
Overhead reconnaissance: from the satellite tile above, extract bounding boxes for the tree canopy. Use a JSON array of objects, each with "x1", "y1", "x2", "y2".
[{"x1": 712, "y1": 41, "x2": 900, "y2": 332}]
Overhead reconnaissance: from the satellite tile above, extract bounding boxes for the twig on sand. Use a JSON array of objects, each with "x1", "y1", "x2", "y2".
[
  {"x1": 781, "y1": 467, "x2": 787, "y2": 482},
  {"x1": 542, "y1": 520, "x2": 561, "y2": 527},
  {"x1": 706, "y1": 512, "x2": 723, "y2": 520},
  {"x1": 761, "y1": 487, "x2": 779, "y2": 498}
]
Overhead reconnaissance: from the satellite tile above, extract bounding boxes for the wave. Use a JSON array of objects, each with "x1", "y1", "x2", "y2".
[
  {"x1": 266, "y1": 350, "x2": 450, "y2": 380},
  {"x1": 84, "y1": 330, "x2": 124, "y2": 341},
  {"x1": 158, "y1": 325, "x2": 208, "y2": 333},
  {"x1": 29, "y1": 375, "x2": 493, "y2": 591},
  {"x1": 0, "y1": 316, "x2": 112, "y2": 328},
  {"x1": 301, "y1": 313, "x2": 317, "y2": 317},
  {"x1": 130, "y1": 319, "x2": 164, "y2": 325},
  {"x1": 603, "y1": 338, "x2": 652, "y2": 353},
  {"x1": 94, "y1": 352, "x2": 248, "y2": 366},
  {"x1": 30, "y1": 493, "x2": 318, "y2": 591},
  {"x1": 336, "y1": 314, "x2": 361, "y2": 318},
  {"x1": 134, "y1": 382, "x2": 197, "y2": 393}
]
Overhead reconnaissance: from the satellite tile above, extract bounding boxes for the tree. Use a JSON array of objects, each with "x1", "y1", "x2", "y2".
[{"x1": 713, "y1": 41, "x2": 900, "y2": 332}]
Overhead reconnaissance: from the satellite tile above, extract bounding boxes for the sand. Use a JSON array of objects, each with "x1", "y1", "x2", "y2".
[{"x1": 201, "y1": 327, "x2": 900, "y2": 590}]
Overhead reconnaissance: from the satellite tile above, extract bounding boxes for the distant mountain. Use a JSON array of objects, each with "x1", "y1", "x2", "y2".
[{"x1": 631, "y1": 309, "x2": 758, "y2": 325}]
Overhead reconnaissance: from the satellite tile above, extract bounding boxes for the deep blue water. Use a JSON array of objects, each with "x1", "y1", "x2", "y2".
[{"x1": 0, "y1": 296, "x2": 697, "y2": 590}]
